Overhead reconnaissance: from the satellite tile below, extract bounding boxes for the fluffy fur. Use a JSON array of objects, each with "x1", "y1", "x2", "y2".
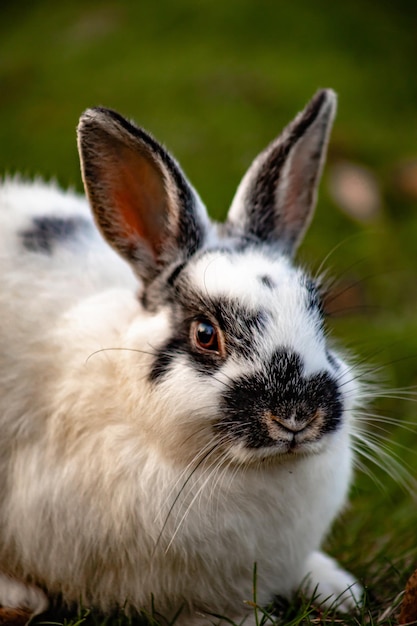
[{"x1": 0, "y1": 90, "x2": 363, "y2": 624}]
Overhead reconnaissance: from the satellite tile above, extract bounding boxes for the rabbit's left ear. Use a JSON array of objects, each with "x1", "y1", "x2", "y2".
[
  {"x1": 227, "y1": 89, "x2": 337, "y2": 255},
  {"x1": 77, "y1": 108, "x2": 209, "y2": 285}
]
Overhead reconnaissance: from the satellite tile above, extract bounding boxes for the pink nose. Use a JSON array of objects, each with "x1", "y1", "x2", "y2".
[{"x1": 267, "y1": 409, "x2": 324, "y2": 433}]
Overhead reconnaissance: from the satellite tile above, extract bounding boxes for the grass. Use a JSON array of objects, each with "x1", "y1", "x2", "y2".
[{"x1": 1, "y1": 1, "x2": 417, "y2": 624}]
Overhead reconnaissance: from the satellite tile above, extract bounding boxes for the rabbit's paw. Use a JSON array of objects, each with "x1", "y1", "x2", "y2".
[
  {"x1": 0, "y1": 573, "x2": 48, "y2": 615},
  {"x1": 302, "y1": 551, "x2": 363, "y2": 613}
]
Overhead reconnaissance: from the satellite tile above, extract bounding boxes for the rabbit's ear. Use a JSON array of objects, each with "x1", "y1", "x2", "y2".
[
  {"x1": 77, "y1": 108, "x2": 208, "y2": 284},
  {"x1": 227, "y1": 89, "x2": 336, "y2": 255}
]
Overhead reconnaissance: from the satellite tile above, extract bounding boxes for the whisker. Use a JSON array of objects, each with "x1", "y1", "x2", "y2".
[
  {"x1": 85, "y1": 346, "x2": 157, "y2": 363},
  {"x1": 211, "y1": 374, "x2": 234, "y2": 390},
  {"x1": 318, "y1": 257, "x2": 368, "y2": 294},
  {"x1": 359, "y1": 354, "x2": 417, "y2": 381},
  {"x1": 165, "y1": 449, "x2": 231, "y2": 554},
  {"x1": 350, "y1": 444, "x2": 386, "y2": 492},
  {"x1": 313, "y1": 233, "x2": 369, "y2": 279},
  {"x1": 152, "y1": 441, "x2": 221, "y2": 554},
  {"x1": 365, "y1": 390, "x2": 417, "y2": 401},
  {"x1": 351, "y1": 431, "x2": 417, "y2": 495},
  {"x1": 210, "y1": 448, "x2": 243, "y2": 507},
  {"x1": 154, "y1": 431, "x2": 233, "y2": 541},
  {"x1": 355, "y1": 429, "x2": 417, "y2": 458},
  {"x1": 323, "y1": 276, "x2": 372, "y2": 310},
  {"x1": 153, "y1": 432, "x2": 223, "y2": 522},
  {"x1": 199, "y1": 448, "x2": 233, "y2": 521},
  {"x1": 209, "y1": 456, "x2": 245, "y2": 528},
  {"x1": 324, "y1": 267, "x2": 404, "y2": 309},
  {"x1": 327, "y1": 304, "x2": 382, "y2": 317},
  {"x1": 355, "y1": 412, "x2": 417, "y2": 432}
]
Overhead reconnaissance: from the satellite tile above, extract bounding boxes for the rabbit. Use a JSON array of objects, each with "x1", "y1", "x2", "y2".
[{"x1": 0, "y1": 89, "x2": 363, "y2": 625}]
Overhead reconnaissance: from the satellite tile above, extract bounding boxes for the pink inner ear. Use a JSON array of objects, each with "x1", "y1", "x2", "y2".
[
  {"x1": 108, "y1": 152, "x2": 169, "y2": 258},
  {"x1": 114, "y1": 187, "x2": 149, "y2": 240},
  {"x1": 277, "y1": 130, "x2": 322, "y2": 238}
]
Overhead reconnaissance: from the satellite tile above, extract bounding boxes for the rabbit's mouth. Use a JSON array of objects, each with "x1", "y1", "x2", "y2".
[
  {"x1": 262, "y1": 407, "x2": 329, "y2": 452},
  {"x1": 220, "y1": 423, "x2": 334, "y2": 462}
]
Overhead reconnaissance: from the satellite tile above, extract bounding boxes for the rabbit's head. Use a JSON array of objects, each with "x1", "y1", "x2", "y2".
[{"x1": 77, "y1": 90, "x2": 358, "y2": 465}]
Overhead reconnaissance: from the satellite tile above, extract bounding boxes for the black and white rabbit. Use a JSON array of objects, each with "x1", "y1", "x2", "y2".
[{"x1": 0, "y1": 90, "x2": 363, "y2": 624}]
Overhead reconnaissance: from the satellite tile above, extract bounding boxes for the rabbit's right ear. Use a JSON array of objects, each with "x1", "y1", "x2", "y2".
[
  {"x1": 226, "y1": 89, "x2": 337, "y2": 255},
  {"x1": 77, "y1": 108, "x2": 208, "y2": 284}
]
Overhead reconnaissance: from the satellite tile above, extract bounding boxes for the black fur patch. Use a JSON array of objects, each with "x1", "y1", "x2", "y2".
[
  {"x1": 304, "y1": 277, "x2": 323, "y2": 315},
  {"x1": 216, "y1": 349, "x2": 342, "y2": 449},
  {"x1": 326, "y1": 349, "x2": 340, "y2": 371},
  {"x1": 149, "y1": 290, "x2": 268, "y2": 382},
  {"x1": 20, "y1": 216, "x2": 89, "y2": 254},
  {"x1": 166, "y1": 260, "x2": 187, "y2": 287},
  {"x1": 149, "y1": 337, "x2": 185, "y2": 381},
  {"x1": 149, "y1": 328, "x2": 224, "y2": 382},
  {"x1": 207, "y1": 298, "x2": 267, "y2": 359},
  {"x1": 259, "y1": 274, "x2": 275, "y2": 289}
]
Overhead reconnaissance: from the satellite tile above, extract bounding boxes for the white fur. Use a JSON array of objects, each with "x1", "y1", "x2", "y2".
[
  {"x1": 303, "y1": 551, "x2": 363, "y2": 612},
  {"x1": 0, "y1": 573, "x2": 48, "y2": 613}
]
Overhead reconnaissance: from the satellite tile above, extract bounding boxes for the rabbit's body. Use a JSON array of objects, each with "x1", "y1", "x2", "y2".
[{"x1": 0, "y1": 91, "x2": 362, "y2": 624}]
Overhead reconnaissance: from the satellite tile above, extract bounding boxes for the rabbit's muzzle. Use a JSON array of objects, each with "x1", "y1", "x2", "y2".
[{"x1": 217, "y1": 349, "x2": 343, "y2": 453}]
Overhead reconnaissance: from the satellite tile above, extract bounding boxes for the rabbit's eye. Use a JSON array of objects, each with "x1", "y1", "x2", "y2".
[{"x1": 192, "y1": 319, "x2": 220, "y2": 353}]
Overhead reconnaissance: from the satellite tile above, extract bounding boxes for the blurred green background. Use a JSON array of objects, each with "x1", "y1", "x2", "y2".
[{"x1": 1, "y1": 1, "x2": 417, "y2": 622}]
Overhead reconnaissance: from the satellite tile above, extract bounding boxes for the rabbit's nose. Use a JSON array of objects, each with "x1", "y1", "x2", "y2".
[{"x1": 267, "y1": 409, "x2": 324, "y2": 433}]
